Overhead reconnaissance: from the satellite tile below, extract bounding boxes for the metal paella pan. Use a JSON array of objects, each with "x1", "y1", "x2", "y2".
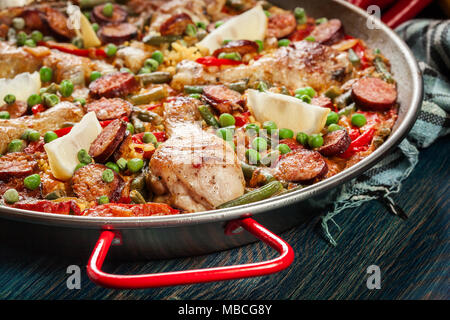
[{"x1": 0, "y1": 0, "x2": 422, "y2": 289}]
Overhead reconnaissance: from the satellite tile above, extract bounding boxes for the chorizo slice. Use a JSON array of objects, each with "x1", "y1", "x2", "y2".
[
  {"x1": 202, "y1": 85, "x2": 244, "y2": 114},
  {"x1": 213, "y1": 40, "x2": 259, "y2": 57},
  {"x1": 310, "y1": 19, "x2": 344, "y2": 45},
  {"x1": 92, "y1": 4, "x2": 128, "y2": 25},
  {"x1": 352, "y1": 77, "x2": 397, "y2": 110},
  {"x1": 89, "y1": 72, "x2": 138, "y2": 99},
  {"x1": 276, "y1": 149, "x2": 328, "y2": 183},
  {"x1": 86, "y1": 97, "x2": 132, "y2": 121},
  {"x1": 318, "y1": 129, "x2": 351, "y2": 156},
  {"x1": 0, "y1": 101, "x2": 28, "y2": 118},
  {"x1": 72, "y1": 163, "x2": 124, "y2": 203},
  {"x1": 89, "y1": 119, "x2": 127, "y2": 163},
  {"x1": 311, "y1": 96, "x2": 334, "y2": 109},
  {"x1": 20, "y1": 9, "x2": 47, "y2": 34},
  {"x1": 42, "y1": 7, "x2": 75, "y2": 39},
  {"x1": 98, "y1": 22, "x2": 138, "y2": 44},
  {"x1": 0, "y1": 153, "x2": 37, "y2": 180},
  {"x1": 160, "y1": 13, "x2": 194, "y2": 36},
  {"x1": 266, "y1": 13, "x2": 297, "y2": 39}
]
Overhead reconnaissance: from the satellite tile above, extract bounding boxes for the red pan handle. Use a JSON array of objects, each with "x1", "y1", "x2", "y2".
[{"x1": 86, "y1": 217, "x2": 294, "y2": 289}]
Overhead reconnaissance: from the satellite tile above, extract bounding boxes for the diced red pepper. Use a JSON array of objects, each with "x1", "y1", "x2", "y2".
[
  {"x1": 289, "y1": 23, "x2": 315, "y2": 41},
  {"x1": 353, "y1": 42, "x2": 370, "y2": 69},
  {"x1": 31, "y1": 104, "x2": 45, "y2": 115},
  {"x1": 340, "y1": 127, "x2": 376, "y2": 159},
  {"x1": 234, "y1": 111, "x2": 250, "y2": 127},
  {"x1": 196, "y1": 56, "x2": 244, "y2": 67}
]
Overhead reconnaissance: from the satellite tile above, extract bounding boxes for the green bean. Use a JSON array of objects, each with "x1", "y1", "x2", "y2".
[
  {"x1": 335, "y1": 90, "x2": 353, "y2": 109},
  {"x1": 131, "y1": 116, "x2": 145, "y2": 133},
  {"x1": 130, "y1": 189, "x2": 146, "y2": 204},
  {"x1": 184, "y1": 85, "x2": 204, "y2": 94},
  {"x1": 348, "y1": 48, "x2": 360, "y2": 66},
  {"x1": 324, "y1": 86, "x2": 343, "y2": 100},
  {"x1": 276, "y1": 184, "x2": 303, "y2": 196},
  {"x1": 228, "y1": 81, "x2": 248, "y2": 93},
  {"x1": 337, "y1": 103, "x2": 356, "y2": 116},
  {"x1": 79, "y1": 0, "x2": 112, "y2": 8},
  {"x1": 198, "y1": 105, "x2": 220, "y2": 128},
  {"x1": 133, "y1": 108, "x2": 161, "y2": 124},
  {"x1": 136, "y1": 72, "x2": 172, "y2": 85},
  {"x1": 241, "y1": 162, "x2": 257, "y2": 180},
  {"x1": 217, "y1": 181, "x2": 283, "y2": 209},
  {"x1": 130, "y1": 174, "x2": 146, "y2": 192},
  {"x1": 374, "y1": 56, "x2": 395, "y2": 84},
  {"x1": 129, "y1": 87, "x2": 167, "y2": 105},
  {"x1": 44, "y1": 189, "x2": 66, "y2": 200},
  {"x1": 143, "y1": 34, "x2": 182, "y2": 46}
]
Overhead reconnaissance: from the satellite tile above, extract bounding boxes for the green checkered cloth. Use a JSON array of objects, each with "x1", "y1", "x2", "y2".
[{"x1": 321, "y1": 20, "x2": 450, "y2": 246}]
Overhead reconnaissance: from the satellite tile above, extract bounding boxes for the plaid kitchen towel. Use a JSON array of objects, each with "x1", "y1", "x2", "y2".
[{"x1": 321, "y1": 20, "x2": 450, "y2": 246}]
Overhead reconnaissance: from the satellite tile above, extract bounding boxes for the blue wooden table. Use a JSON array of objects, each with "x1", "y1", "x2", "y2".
[{"x1": 0, "y1": 136, "x2": 448, "y2": 300}]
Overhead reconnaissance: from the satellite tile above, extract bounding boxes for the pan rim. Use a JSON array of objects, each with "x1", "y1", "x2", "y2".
[{"x1": 0, "y1": 0, "x2": 423, "y2": 229}]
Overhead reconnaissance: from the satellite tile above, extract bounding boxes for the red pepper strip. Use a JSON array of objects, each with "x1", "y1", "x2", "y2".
[
  {"x1": 54, "y1": 126, "x2": 73, "y2": 137},
  {"x1": 340, "y1": 127, "x2": 376, "y2": 159},
  {"x1": 99, "y1": 116, "x2": 129, "y2": 128},
  {"x1": 358, "y1": 111, "x2": 380, "y2": 132},
  {"x1": 83, "y1": 203, "x2": 179, "y2": 217},
  {"x1": 31, "y1": 103, "x2": 45, "y2": 115},
  {"x1": 348, "y1": 128, "x2": 361, "y2": 141},
  {"x1": 147, "y1": 103, "x2": 163, "y2": 111},
  {"x1": 353, "y1": 42, "x2": 370, "y2": 69},
  {"x1": 13, "y1": 200, "x2": 80, "y2": 215},
  {"x1": 381, "y1": 0, "x2": 433, "y2": 29},
  {"x1": 234, "y1": 111, "x2": 250, "y2": 127},
  {"x1": 348, "y1": 0, "x2": 396, "y2": 10},
  {"x1": 38, "y1": 41, "x2": 107, "y2": 58},
  {"x1": 196, "y1": 56, "x2": 244, "y2": 67}
]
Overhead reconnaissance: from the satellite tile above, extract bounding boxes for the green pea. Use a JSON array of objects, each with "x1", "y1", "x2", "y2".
[
  {"x1": 3, "y1": 94, "x2": 16, "y2": 105},
  {"x1": 326, "y1": 111, "x2": 339, "y2": 126},
  {"x1": 23, "y1": 174, "x2": 41, "y2": 190},
  {"x1": 74, "y1": 163, "x2": 86, "y2": 172},
  {"x1": 189, "y1": 93, "x2": 201, "y2": 99},
  {"x1": 245, "y1": 123, "x2": 260, "y2": 135},
  {"x1": 296, "y1": 132, "x2": 309, "y2": 146},
  {"x1": 296, "y1": 94, "x2": 311, "y2": 103},
  {"x1": 257, "y1": 81, "x2": 268, "y2": 92},
  {"x1": 30, "y1": 30, "x2": 43, "y2": 43},
  {"x1": 105, "y1": 162, "x2": 120, "y2": 173},
  {"x1": 16, "y1": 31, "x2": 27, "y2": 46},
  {"x1": 246, "y1": 149, "x2": 261, "y2": 165},
  {"x1": 127, "y1": 158, "x2": 144, "y2": 173},
  {"x1": 42, "y1": 93, "x2": 60, "y2": 107},
  {"x1": 277, "y1": 143, "x2": 292, "y2": 154},
  {"x1": 126, "y1": 122, "x2": 134, "y2": 134},
  {"x1": 20, "y1": 129, "x2": 33, "y2": 140},
  {"x1": 105, "y1": 43, "x2": 117, "y2": 57},
  {"x1": 44, "y1": 131, "x2": 58, "y2": 143},
  {"x1": 144, "y1": 58, "x2": 159, "y2": 72},
  {"x1": 255, "y1": 39, "x2": 264, "y2": 52},
  {"x1": 59, "y1": 80, "x2": 74, "y2": 97},
  {"x1": 27, "y1": 130, "x2": 40, "y2": 142},
  {"x1": 294, "y1": 7, "x2": 306, "y2": 24},
  {"x1": 7, "y1": 139, "x2": 24, "y2": 153},
  {"x1": 138, "y1": 66, "x2": 152, "y2": 74},
  {"x1": 116, "y1": 158, "x2": 128, "y2": 171},
  {"x1": 24, "y1": 38, "x2": 36, "y2": 47},
  {"x1": 278, "y1": 39, "x2": 290, "y2": 47},
  {"x1": 74, "y1": 97, "x2": 86, "y2": 106},
  {"x1": 351, "y1": 113, "x2": 367, "y2": 128},
  {"x1": 90, "y1": 71, "x2": 102, "y2": 82},
  {"x1": 218, "y1": 52, "x2": 242, "y2": 61},
  {"x1": 294, "y1": 87, "x2": 316, "y2": 98},
  {"x1": 102, "y1": 2, "x2": 114, "y2": 17},
  {"x1": 218, "y1": 113, "x2": 236, "y2": 127},
  {"x1": 120, "y1": 67, "x2": 133, "y2": 74},
  {"x1": 308, "y1": 134, "x2": 324, "y2": 148},
  {"x1": 77, "y1": 149, "x2": 92, "y2": 164},
  {"x1": 102, "y1": 169, "x2": 115, "y2": 183},
  {"x1": 91, "y1": 23, "x2": 99, "y2": 32},
  {"x1": 305, "y1": 36, "x2": 316, "y2": 42},
  {"x1": 262, "y1": 120, "x2": 277, "y2": 134},
  {"x1": 185, "y1": 24, "x2": 197, "y2": 37},
  {"x1": 328, "y1": 124, "x2": 343, "y2": 132},
  {"x1": 315, "y1": 17, "x2": 328, "y2": 25},
  {"x1": 39, "y1": 66, "x2": 53, "y2": 82},
  {"x1": 3, "y1": 188, "x2": 19, "y2": 204},
  {"x1": 251, "y1": 137, "x2": 268, "y2": 151},
  {"x1": 264, "y1": 10, "x2": 271, "y2": 17},
  {"x1": 216, "y1": 127, "x2": 234, "y2": 141},
  {"x1": 279, "y1": 128, "x2": 294, "y2": 139},
  {"x1": 143, "y1": 132, "x2": 157, "y2": 144},
  {"x1": 196, "y1": 22, "x2": 206, "y2": 30},
  {"x1": 0, "y1": 111, "x2": 10, "y2": 119},
  {"x1": 151, "y1": 50, "x2": 164, "y2": 65},
  {"x1": 97, "y1": 195, "x2": 109, "y2": 205},
  {"x1": 27, "y1": 94, "x2": 42, "y2": 107}
]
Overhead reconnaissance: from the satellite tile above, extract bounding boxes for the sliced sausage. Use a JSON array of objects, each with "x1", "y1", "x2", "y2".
[
  {"x1": 160, "y1": 13, "x2": 194, "y2": 36},
  {"x1": 213, "y1": 40, "x2": 259, "y2": 57},
  {"x1": 89, "y1": 72, "x2": 138, "y2": 99},
  {"x1": 89, "y1": 119, "x2": 127, "y2": 163},
  {"x1": 0, "y1": 153, "x2": 37, "y2": 180},
  {"x1": 266, "y1": 13, "x2": 297, "y2": 39},
  {"x1": 318, "y1": 129, "x2": 351, "y2": 156},
  {"x1": 311, "y1": 96, "x2": 334, "y2": 109},
  {"x1": 42, "y1": 7, "x2": 75, "y2": 39},
  {"x1": 352, "y1": 77, "x2": 397, "y2": 110},
  {"x1": 86, "y1": 97, "x2": 132, "y2": 121},
  {"x1": 310, "y1": 19, "x2": 344, "y2": 45},
  {"x1": 72, "y1": 163, "x2": 124, "y2": 203},
  {"x1": 0, "y1": 101, "x2": 28, "y2": 118},
  {"x1": 113, "y1": 132, "x2": 133, "y2": 161},
  {"x1": 279, "y1": 138, "x2": 305, "y2": 152},
  {"x1": 202, "y1": 85, "x2": 244, "y2": 114},
  {"x1": 98, "y1": 22, "x2": 138, "y2": 44},
  {"x1": 92, "y1": 4, "x2": 128, "y2": 25},
  {"x1": 20, "y1": 9, "x2": 47, "y2": 34},
  {"x1": 276, "y1": 149, "x2": 328, "y2": 183}
]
